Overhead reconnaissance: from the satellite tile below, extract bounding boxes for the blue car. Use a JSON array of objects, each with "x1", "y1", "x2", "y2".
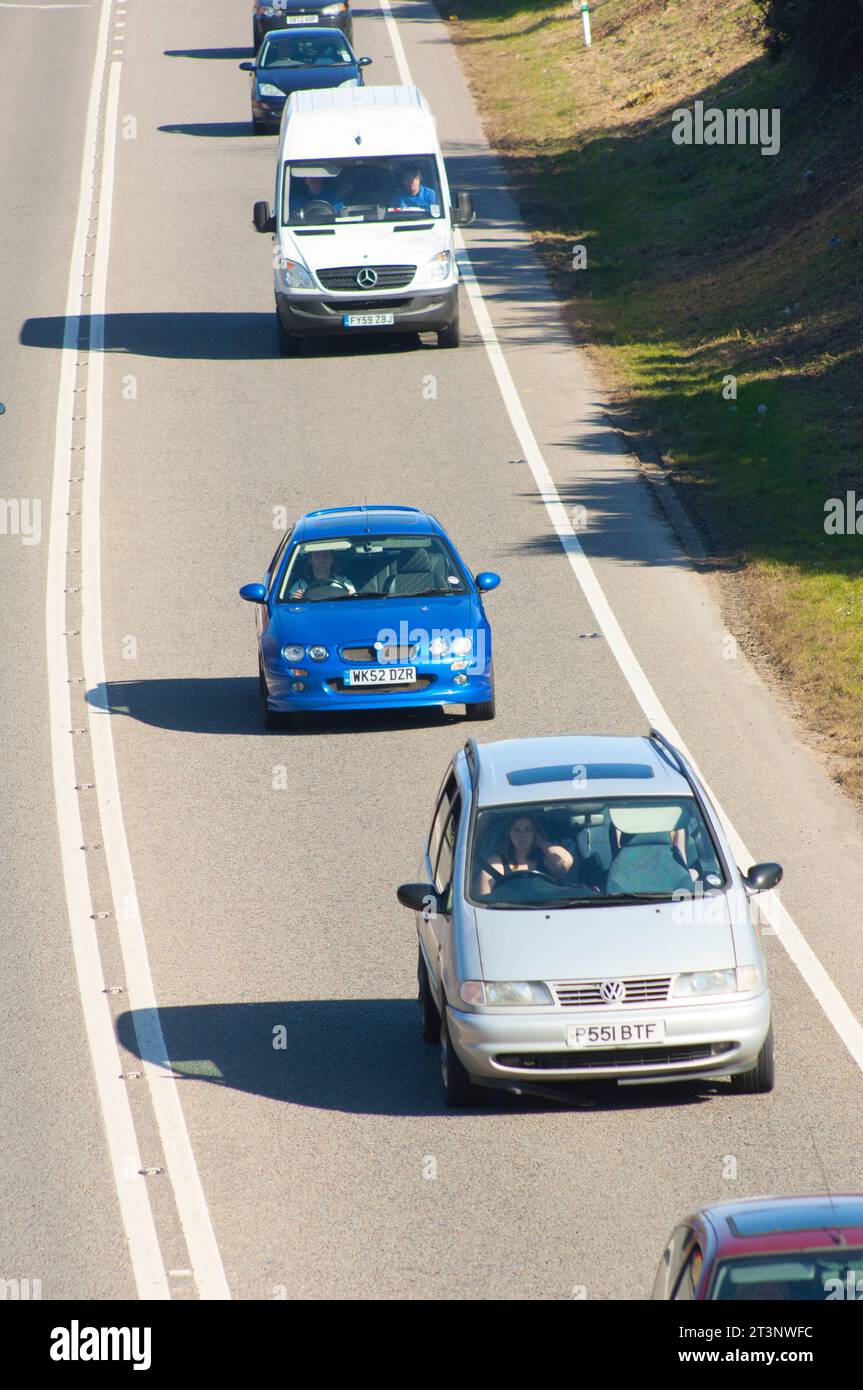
[
  {"x1": 240, "y1": 27, "x2": 371, "y2": 134},
  {"x1": 239, "y1": 505, "x2": 500, "y2": 730}
]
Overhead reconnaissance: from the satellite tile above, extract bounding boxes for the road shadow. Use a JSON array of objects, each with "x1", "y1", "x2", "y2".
[
  {"x1": 19, "y1": 313, "x2": 475, "y2": 361},
  {"x1": 116, "y1": 998, "x2": 721, "y2": 1117},
  {"x1": 164, "y1": 48, "x2": 253, "y2": 60},
  {"x1": 158, "y1": 121, "x2": 257, "y2": 138},
  {"x1": 86, "y1": 677, "x2": 461, "y2": 737}
]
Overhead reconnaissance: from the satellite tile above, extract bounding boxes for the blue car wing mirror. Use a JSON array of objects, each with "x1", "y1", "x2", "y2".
[
  {"x1": 239, "y1": 582, "x2": 267, "y2": 603},
  {"x1": 475, "y1": 571, "x2": 501, "y2": 592}
]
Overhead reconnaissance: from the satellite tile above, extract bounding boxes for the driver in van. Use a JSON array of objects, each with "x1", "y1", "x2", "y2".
[
  {"x1": 477, "y1": 813, "x2": 573, "y2": 897},
  {"x1": 290, "y1": 174, "x2": 345, "y2": 216},
  {"x1": 288, "y1": 548, "x2": 355, "y2": 600}
]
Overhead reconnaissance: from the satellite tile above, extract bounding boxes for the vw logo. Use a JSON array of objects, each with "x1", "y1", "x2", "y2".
[
  {"x1": 356, "y1": 267, "x2": 378, "y2": 288},
  {"x1": 599, "y1": 979, "x2": 626, "y2": 1004}
]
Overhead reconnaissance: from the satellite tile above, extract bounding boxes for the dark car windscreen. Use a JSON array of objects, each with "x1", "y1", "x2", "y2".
[
  {"x1": 260, "y1": 33, "x2": 354, "y2": 68},
  {"x1": 283, "y1": 155, "x2": 444, "y2": 225},
  {"x1": 278, "y1": 534, "x2": 468, "y2": 603},
  {"x1": 468, "y1": 796, "x2": 726, "y2": 908}
]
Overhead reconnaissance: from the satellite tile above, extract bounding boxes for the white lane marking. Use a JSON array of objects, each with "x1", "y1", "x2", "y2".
[
  {"x1": 81, "y1": 64, "x2": 231, "y2": 1302},
  {"x1": 380, "y1": 3, "x2": 863, "y2": 1075},
  {"x1": 45, "y1": 0, "x2": 168, "y2": 1301},
  {"x1": 0, "y1": 3, "x2": 92, "y2": 8}
]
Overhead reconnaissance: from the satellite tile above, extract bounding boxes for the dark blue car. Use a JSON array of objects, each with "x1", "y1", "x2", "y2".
[
  {"x1": 240, "y1": 506, "x2": 500, "y2": 730},
  {"x1": 240, "y1": 27, "x2": 371, "y2": 134}
]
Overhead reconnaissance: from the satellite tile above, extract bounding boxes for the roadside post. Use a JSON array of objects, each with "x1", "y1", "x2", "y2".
[{"x1": 575, "y1": 0, "x2": 592, "y2": 47}]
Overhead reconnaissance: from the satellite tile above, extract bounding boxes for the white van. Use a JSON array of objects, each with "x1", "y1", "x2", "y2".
[{"x1": 252, "y1": 85, "x2": 475, "y2": 354}]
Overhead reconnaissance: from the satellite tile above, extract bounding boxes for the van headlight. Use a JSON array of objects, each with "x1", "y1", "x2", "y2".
[
  {"x1": 416, "y1": 250, "x2": 452, "y2": 285},
  {"x1": 279, "y1": 259, "x2": 315, "y2": 290},
  {"x1": 258, "y1": 83, "x2": 285, "y2": 97},
  {"x1": 459, "y1": 981, "x2": 553, "y2": 1007},
  {"x1": 674, "y1": 969, "x2": 738, "y2": 997}
]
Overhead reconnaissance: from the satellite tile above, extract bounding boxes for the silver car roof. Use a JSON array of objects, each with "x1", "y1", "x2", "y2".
[{"x1": 470, "y1": 735, "x2": 692, "y2": 808}]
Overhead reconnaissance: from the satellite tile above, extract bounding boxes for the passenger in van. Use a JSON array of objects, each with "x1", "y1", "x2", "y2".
[
  {"x1": 390, "y1": 164, "x2": 437, "y2": 211},
  {"x1": 477, "y1": 814, "x2": 573, "y2": 896},
  {"x1": 290, "y1": 175, "x2": 344, "y2": 216}
]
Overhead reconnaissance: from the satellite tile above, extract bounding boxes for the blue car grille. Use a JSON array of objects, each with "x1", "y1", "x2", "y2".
[
  {"x1": 339, "y1": 644, "x2": 418, "y2": 663},
  {"x1": 327, "y1": 676, "x2": 434, "y2": 694}
]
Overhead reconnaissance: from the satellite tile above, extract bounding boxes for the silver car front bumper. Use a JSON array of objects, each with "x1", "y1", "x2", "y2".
[{"x1": 446, "y1": 992, "x2": 772, "y2": 1085}]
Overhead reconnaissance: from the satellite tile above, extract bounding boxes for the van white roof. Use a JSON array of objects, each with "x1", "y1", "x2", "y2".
[{"x1": 281, "y1": 85, "x2": 439, "y2": 160}]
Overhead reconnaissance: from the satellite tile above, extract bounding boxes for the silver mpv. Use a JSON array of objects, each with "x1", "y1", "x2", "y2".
[{"x1": 397, "y1": 731, "x2": 781, "y2": 1107}]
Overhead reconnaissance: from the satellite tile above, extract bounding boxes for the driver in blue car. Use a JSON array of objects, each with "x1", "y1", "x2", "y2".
[
  {"x1": 288, "y1": 548, "x2": 356, "y2": 601},
  {"x1": 477, "y1": 813, "x2": 573, "y2": 897},
  {"x1": 390, "y1": 164, "x2": 437, "y2": 211}
]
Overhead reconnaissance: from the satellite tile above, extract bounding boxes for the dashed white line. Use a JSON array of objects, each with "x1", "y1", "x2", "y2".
[
  {"x1": 45, "y1": 0, "x2": 168, "y2": 1302},
  {"x1": 47, "y1": 1, "x2": 231, "y2": 1300},
  {"x1": 80, "y1": 62, "x2": 230, "y2": 1300}
]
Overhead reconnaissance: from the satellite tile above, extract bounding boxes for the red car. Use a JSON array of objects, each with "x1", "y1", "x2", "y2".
[{"x1": 651, "y1": 1194, "x2": 863, "y2": 1300}]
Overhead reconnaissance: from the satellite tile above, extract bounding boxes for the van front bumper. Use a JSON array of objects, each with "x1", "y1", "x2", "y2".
[
  {"x1": 275, "y1": 283, "x2": 458, "y2": 337},
  {"x1": 446, "y1": 992, "x2": 772, "y2": 1086}
]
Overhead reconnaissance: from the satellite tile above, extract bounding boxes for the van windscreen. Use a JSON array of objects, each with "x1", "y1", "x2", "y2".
[{"x1": 283, "y1": 156, "x2": 443, "y2": 225}]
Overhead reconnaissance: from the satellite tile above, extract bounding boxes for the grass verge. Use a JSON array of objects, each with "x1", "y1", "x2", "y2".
[{"x1": 447, "y1": 0, "x2": 863, "y2": 797}]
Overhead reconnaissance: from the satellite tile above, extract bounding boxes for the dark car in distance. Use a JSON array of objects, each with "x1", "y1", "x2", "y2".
[
  {"x1": 252, "y1": 0, "x2": 353, "y2": 52},
  {"x1": 241, "y1": 28, "x2": 371, "y2": 133}
]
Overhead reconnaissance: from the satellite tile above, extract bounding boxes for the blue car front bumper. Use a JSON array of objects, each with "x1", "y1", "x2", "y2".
[{"x1": 263, "y1": 659, "x2": 493, "y2": 713}]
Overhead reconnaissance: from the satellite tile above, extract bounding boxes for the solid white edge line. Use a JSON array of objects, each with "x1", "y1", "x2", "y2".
[
  {"x1": 380, "y1": 1, "x2": 863, "y2": 1076},
  {"x1": 45, "y1": 0, "x2": 169, "y2": 1300},
  {"x1": 82, "y1": 63, "x2": 231, "y2": 1301}
]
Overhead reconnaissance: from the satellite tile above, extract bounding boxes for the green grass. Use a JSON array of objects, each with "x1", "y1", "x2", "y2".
[{"x1": 449, "y1": 0, "x2": 863, "y2": 794}]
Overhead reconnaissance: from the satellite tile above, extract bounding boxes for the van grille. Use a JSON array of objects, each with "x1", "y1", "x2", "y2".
[
  {"x1": 552, "y1": 977, "x2": 671, "y2": 1007},
  {"x1": 317, "y1": 265, "x2": 416, "y2": 291}
]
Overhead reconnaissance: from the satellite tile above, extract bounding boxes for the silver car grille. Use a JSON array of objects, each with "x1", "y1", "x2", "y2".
[{"x1": 551, "y1": 976, "x2": 672, "y2": 1007}]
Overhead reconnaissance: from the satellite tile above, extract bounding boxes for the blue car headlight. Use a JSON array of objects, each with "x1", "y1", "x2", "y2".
[
  {"x1": 282, "y1": 644, "x2": 305, "y2": 662},
  {"x1": 258, "y1": 83, "x2": 285, "y2": 98}
]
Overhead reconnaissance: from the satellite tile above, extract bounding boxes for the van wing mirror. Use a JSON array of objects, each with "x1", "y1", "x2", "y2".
[
  {"x1": 451, "y1": 190, "x2": 475, "y2": 226},
  {"x1": 253, "y1": 200, "x2": 276, "y2": 234}
]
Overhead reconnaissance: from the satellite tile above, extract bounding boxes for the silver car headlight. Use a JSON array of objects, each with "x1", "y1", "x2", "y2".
[
  {"x1": 282, "y1": 644, "x2": 305, "y2": 662},
  {"x1": 338, "y1": 79, "x2": 359, "y2": 88},
  {"x1": 450, "y1": 634, "x2": 473, "y2": 656},
  {"x1": 279, "y1": 258, "x2": 316, "y2": 291},
  {"x1": 258, "y1": 83, "x2": 284, "y2": 97},
  {"x1": 416, "y1": 250, "x2": 452, "y2": 286},
  {"x1": 673, "y1": 969, "x2": 737, "y2": 998},
  {"x1": 459, "y1": 981, "x2": 553, "y2": 1007},
  {"x1": 321, "y1": 2, "x2": 346, "y2": 12},
  {"x1": 307, "y1": 646, "x2": 329, "y2": 662}
]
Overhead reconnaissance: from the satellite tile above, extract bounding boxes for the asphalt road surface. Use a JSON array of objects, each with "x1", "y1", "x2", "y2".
[{"x1": 3, "y1": 0, "x2": 863, "y2": 1300}]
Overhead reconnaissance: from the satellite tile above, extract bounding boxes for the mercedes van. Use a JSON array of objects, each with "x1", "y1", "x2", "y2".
[{"x1": 252, "y1": 85, "x2": 475, "y2": 354}]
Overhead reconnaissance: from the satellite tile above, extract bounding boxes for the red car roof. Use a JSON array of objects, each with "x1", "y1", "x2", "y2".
[{"x1": 702, "y1": 1194, "x2": 863, "y2": 1257}]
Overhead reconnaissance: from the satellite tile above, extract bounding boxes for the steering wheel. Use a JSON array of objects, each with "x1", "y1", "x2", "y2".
[
  {"x1": 300, "y1": 200, "x2": 335, "y2": 220},
  {"x1": 304, "y1": 579, "x2": 352, "y2": 599}
]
